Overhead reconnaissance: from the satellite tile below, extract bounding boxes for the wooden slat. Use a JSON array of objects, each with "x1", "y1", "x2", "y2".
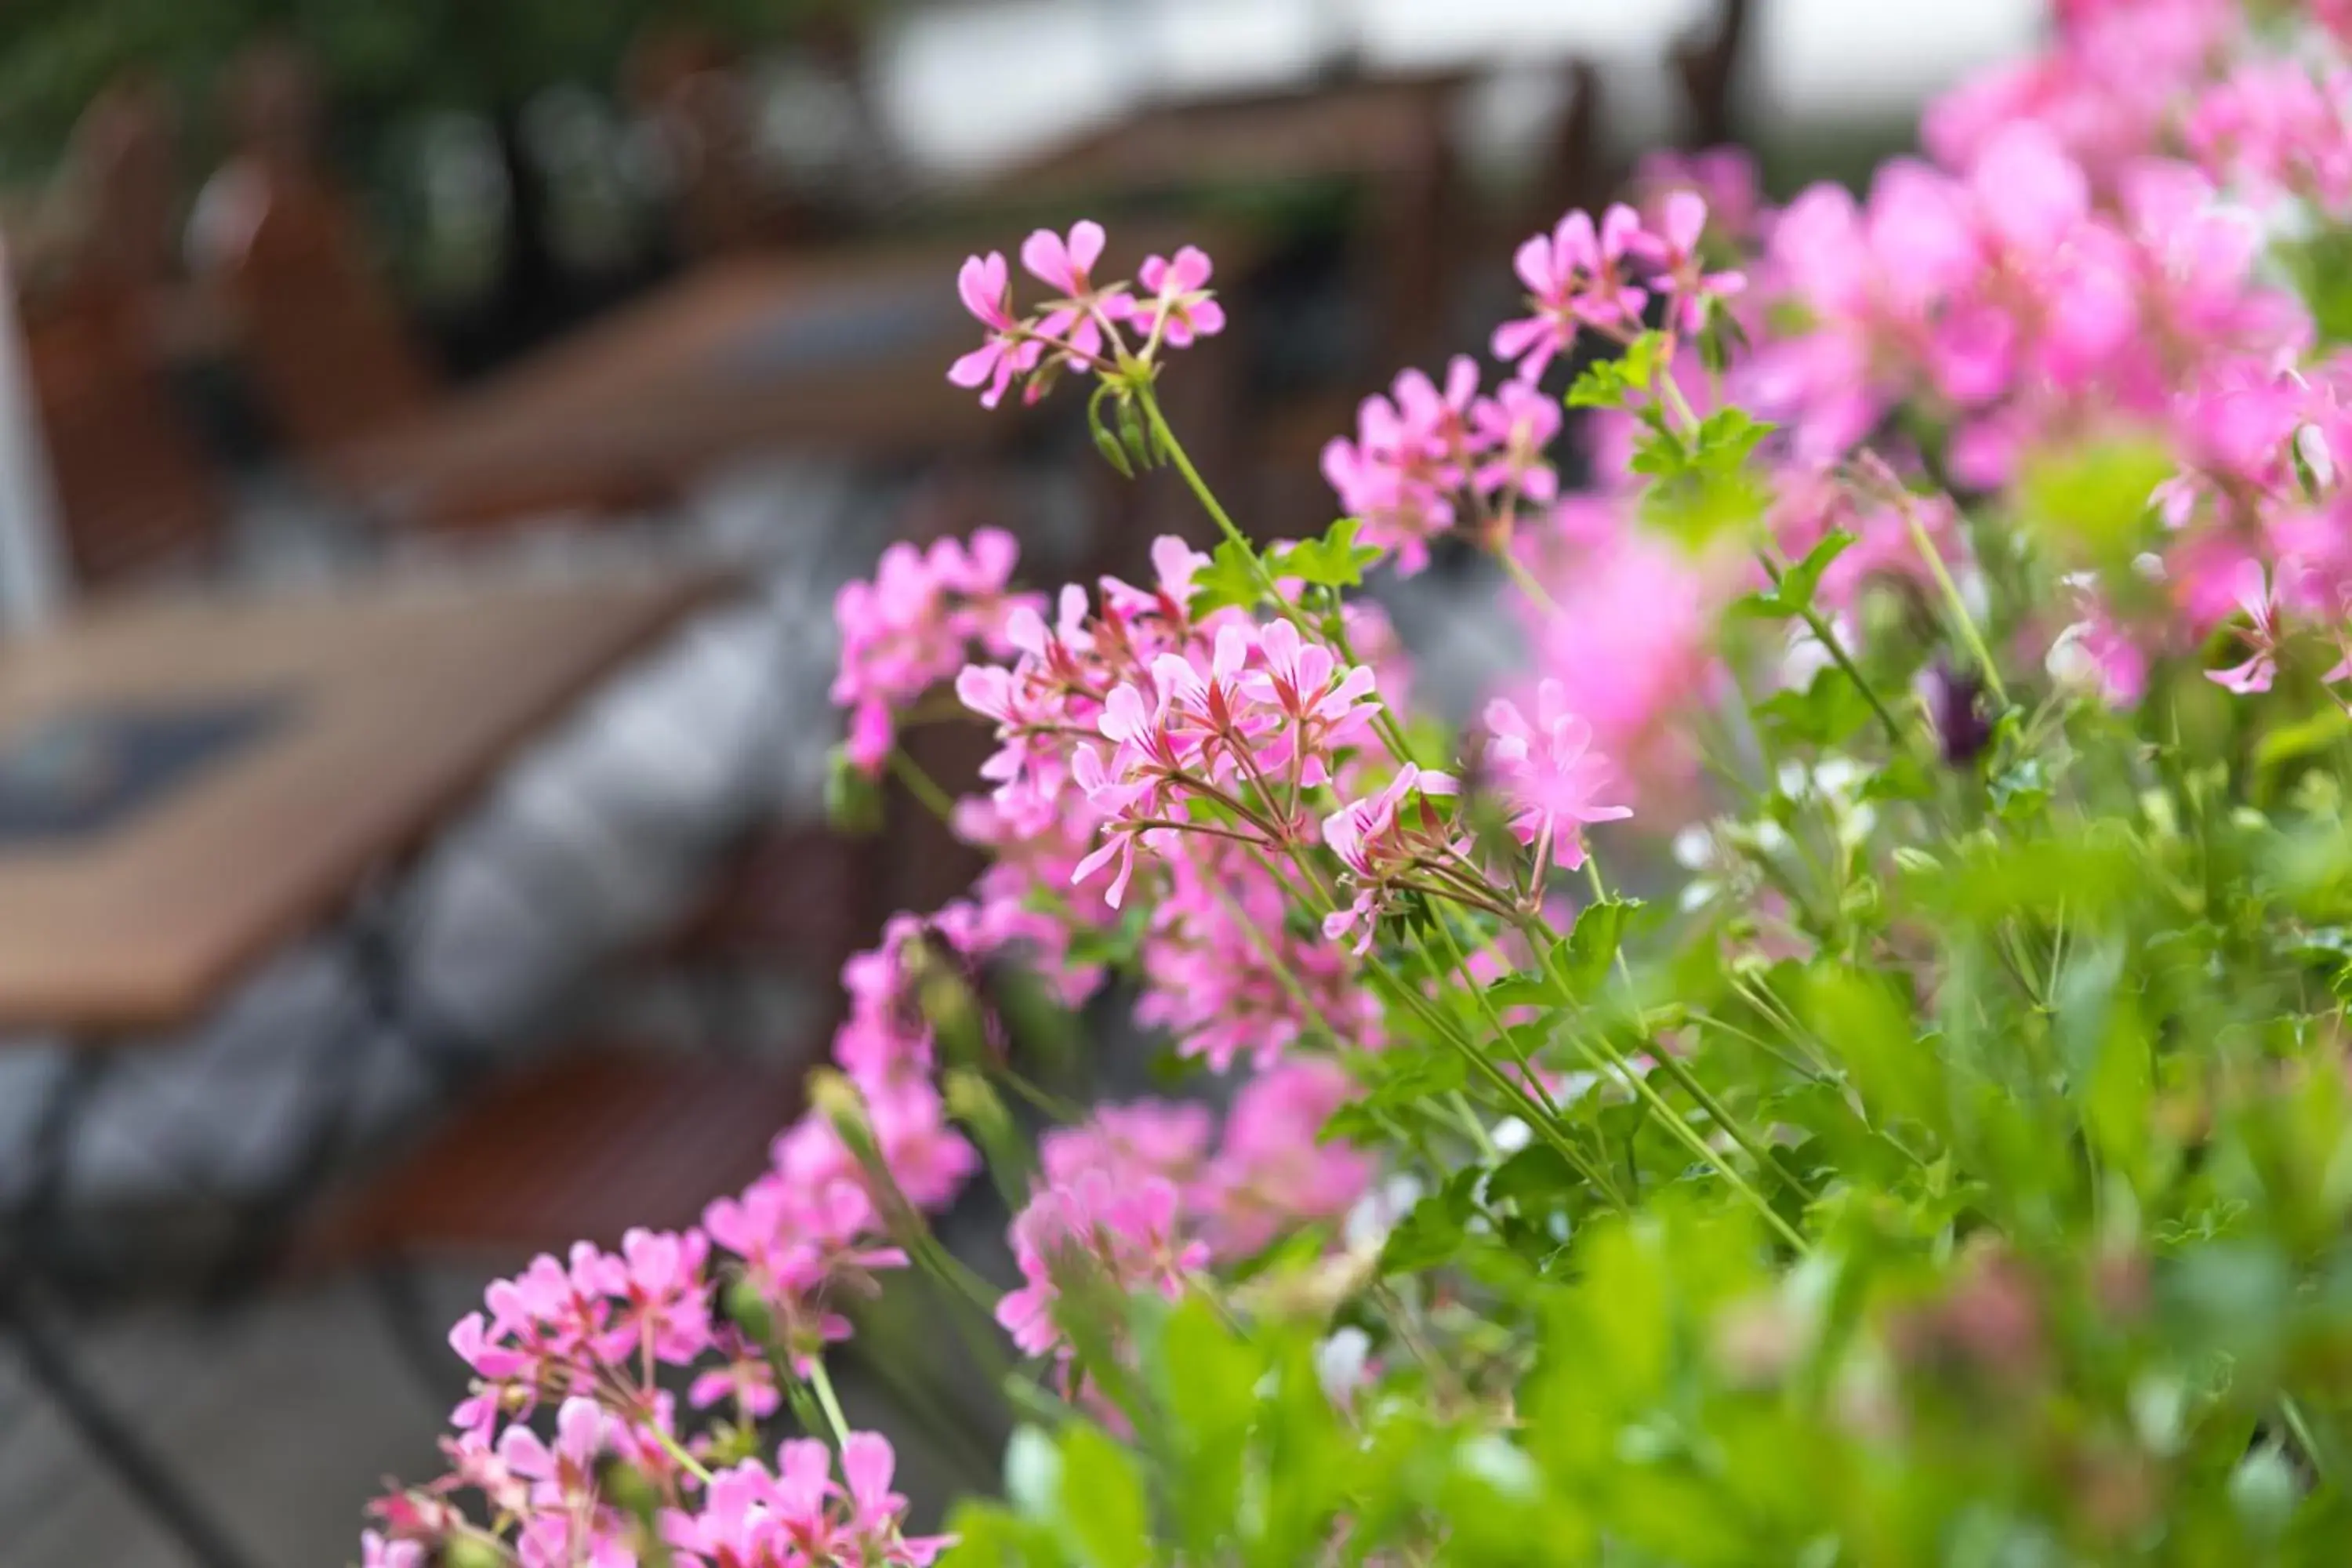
[
  {"x1": 0, "y1": 569, "x2": 731, "y2": 1034},
  {"x1": 321, "y1": 1049, "x2": 806, "y2": 1256}
]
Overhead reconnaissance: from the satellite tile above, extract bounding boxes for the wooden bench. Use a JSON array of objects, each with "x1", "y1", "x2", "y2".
[{"x1": 312, "y1": 1048, "x2": 806, "y2": 1261}]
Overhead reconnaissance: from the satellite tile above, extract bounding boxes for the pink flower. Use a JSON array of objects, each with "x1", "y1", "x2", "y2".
[
  {"x1": 1150, "y1": 624, "x2": 1273, "y2": 782},
  {"x1": 1138, "y1": 246, "x2": 1226, "y2": 348},
  {"x1": 948, "y1": 251, "x2": 1043, "y2": 408},
  {"x1": 1020, "y1": 220, "x2": 1132, "y2": 368},
  {"x1": 360, "y1": 1533, "x2": 424, "y2": 1568},
  {"x1": 833, "y1": 530, "x2": 1035, "y2": 778},
  {"x1": 1200, "y1": 1059, "x2": 1373, "y2": 1258},
  {"x1": 1492, "y1": 205, "x2": 1650, "y2": 383},
  {"x1": 843, "y1": 1432, "x2": 953, "y2": 1565},
  {"x1": 2046, "y1": 598, "x2": 2149, "y2": 710},
  {"x1": 2206, "y1": 557, "x2": 2284, "y2": 694},
  {"x1": 1041, "y1": 1101, "x2": 1213, "y2": 1189},
  {"x1": 687, "y1": 1332, "x2": 782, "y2": 1421},
  {"x1": 1528, "y1": 528, "x2": 1720, "y2": 771},
  {"x1": 996, "y1": 1171, "x2": 1207, "y2": 1360},
  {"x1": 1483, "y1": 681, "x2": 1634, "y2": 872},
  {"x1": 1626, "y1": 191, "x2": 1748, "y2": 334},
  {"x1": 1134, "y1": 840, "x2": 1381, "y2": 1069},
  {"x1": 1320, "y1": 764, "x2": 1464, "y2": 953},
  {"x1": 1322, "y1": 358, "x2": 1484, "y2": 573},
  {"x1": 1468, "y1": 380, "x2": 1563, "y2": 503},
  {"x1": 1239, "y1": 619, "x2": 1381, "y2": 788}
]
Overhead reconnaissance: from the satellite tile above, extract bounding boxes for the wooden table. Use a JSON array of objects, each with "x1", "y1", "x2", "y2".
[
  {"x1": 0, "y1": 564, "x2": 730, "y2": 1568},
  {"x1": 0, "y1": 568, "x2": 728, "y2": 1034},
  {"x1": 1005, "y1": 71, "x2": 1472, "y2": 199}
]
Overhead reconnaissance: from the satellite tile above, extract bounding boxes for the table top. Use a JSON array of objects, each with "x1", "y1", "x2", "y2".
[
  {"x1": 0, "y1": 568, "x2": 728, "y2": 1036},
  {"x1": 1004, "y1": 71, "x2": 1472, "y2": 203},
  {"x1": 338, "y1": 240, "x2": 1002, "y2": 532}
]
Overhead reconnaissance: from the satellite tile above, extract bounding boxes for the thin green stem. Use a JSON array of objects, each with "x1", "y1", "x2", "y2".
[
  {"x1": 1445, "y1": 1090, "x2": 1502, "y2": 1161},
  {"x1": 1764, "y1": 555, "x2": 1911, "y2": 755},
  {"x1": 1902, "y1": 503, "x2": 2010, "y2": 708},
  {"x1": 644, "y1": 1414, "x2": 715, "y2": 1485},
  {"x1": 1526, "y1": 935, "x2": 1807, "y2": 1251},
  {"x1": 887, "y1": 746, "x2": 960, "y2": 823},
  {"x1": 1494, "y1": 548, "x2": 1563, "y2": 618},
  {"x1": 1138, "y1": 387, "x2": 1265, "y2": 577},
  {"x1": 1388, "y1": 934, "x2": 1625, "y2": 1207},
  {"x1": 808, "y1": 1358, "x2": 854, "y2": 1447}
]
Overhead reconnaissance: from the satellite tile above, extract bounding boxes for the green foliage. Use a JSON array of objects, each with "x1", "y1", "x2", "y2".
[
  {"x1": 1734, "y1": 529, "x2": 1856, "y2": 622},
  {"x1": 1566, "y1": 331, "x2": 1668, "y2": 410},
  {"x1": 0, "y1": 0, "x2": 866, "y2": 185},
  {"x1": 1191, "y1": 517, "x2": 1381, "y2": 616},
  {"x1": 2015, "y1": 434, "x2": 2176, "y2": 578}
]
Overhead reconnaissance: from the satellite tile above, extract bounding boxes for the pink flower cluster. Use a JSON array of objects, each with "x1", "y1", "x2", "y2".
[
  {"x1": 953, "y1": 532, "x2": 1439, "y2": 1070},
  {"x1": 1751, "y1": 125, "x2": 2301, "y2": 485},
  {"x1": 998, "y1": 1060, "x2": 1373, "y2": 1362},
  {"x1": 1321, "y1": 357, "x2": 1564, "y2": 573},
  {"x1": 1136, "y1": 840, "x2": 1384, "y2": 1072},
  {"x1": 1493, "y1": 194, "x2": 1746, "y2": 385},
  {"x1": 2187, "y1": 60, "x2": 2352, "y2": 216},
  {"x1": 371, "y1": 905, "x2": 1019, "y2": 1565},
  {"x1": 1922, "y1": 0, "x2": 2234, "y2": 184},
  {"x1": 666, "y1": 1434, "x2": 948, "y2": 1568},
  {"x1": 949, "y1": 221, "x2": 1225, "y2": 408},
  {"x1": 833, "y1": 530, "x2": 1034, "y2": 775}
]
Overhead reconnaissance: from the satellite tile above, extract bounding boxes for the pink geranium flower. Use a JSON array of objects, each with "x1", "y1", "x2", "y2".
[
  {"x1": 947, "y1": 251, "x2": 1042, "y2": 408},
  {"x1": 1483, "y1": 681, "x2": 1634, "y2": 872},
  {"x1": 1138, "y1": 245, "x2": 1225, "y2": 347}
]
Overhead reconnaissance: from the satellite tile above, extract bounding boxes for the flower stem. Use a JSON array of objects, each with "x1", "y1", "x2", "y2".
[
  {"x1": 1760, "y1": 554, "x2": 1911, "y2": 754},
  {"x1": 807, "y1": 1357, "x2": 854, "y2": 1446},
  {"x1": 887, "y1": 746, "x2": 960, "y2": 823},
  {"x1": 1902, "y1": 503, "x2": 2010, "y2": 708}
]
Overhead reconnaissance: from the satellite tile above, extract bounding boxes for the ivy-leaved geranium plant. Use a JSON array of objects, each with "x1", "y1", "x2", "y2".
[{"x1": 365, "y1": 4, "x2": 2352, "y2": 1564}]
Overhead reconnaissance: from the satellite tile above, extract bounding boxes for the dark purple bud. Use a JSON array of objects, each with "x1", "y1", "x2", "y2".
[{"x1": 1923, "y1": 660, "x2": 1991, "y2": 766}]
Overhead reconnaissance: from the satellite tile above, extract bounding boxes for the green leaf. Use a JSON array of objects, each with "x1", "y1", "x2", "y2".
[
  {"x1": 2016, "y1": 433, "x2": 2174, "y2": 572},
  {"x1": 2279, "y1": 225, "x2": 2352, "y2": 347},
  {"x1": 1191, "y1": 537, "x2": 1264, "y2": 615},
  {"x1": 1566, "y1": 332, "x2": 1668, "y2": 410},
  {"x1": 1551, "y1": 898, "x2": 1642, "y2": 1000},
  {"x1": 1487, "y1": 1145, "x2": 1581, "y2": 1215},
  {"x1": 1058, "y1": 1426, "x2": 1152, "y2": 1568},
  {"x1": 1777, "y1": 530, "x2": 1854, "y2": 616},
  {"x1": 1487, "y1": 973, "x2": 1563, "y2": 1010},
  {"x1": 1381, "y1": 1192, "x2": 1467, "y2": 1276},
  {"x1": 1755, "y1": 669, "x2": 1875, "y2": 749},
  {"x1": 1266, "y1": 517, "x2": 1382, "y2": 588}
]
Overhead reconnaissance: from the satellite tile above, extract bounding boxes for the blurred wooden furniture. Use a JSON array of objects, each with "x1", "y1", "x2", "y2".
[
  {"x1": 317, "y1": 1048, "x2": 807, "y2": 1258},
  {"x1": 20, "y1": 270, "x2": 228, "y2": 590},
  {"x1": 1673, "y1": 0, "x2": 1754, "y2": 150},
  {"x1": 65, "y1": 73, "x2": 187, "y2": 297},
  {"x1": 626, "y1": 26, "x2": 804, "y2": 259},
  {"x1": 0, "y1": 568, "x2": 728, "y2": 1033},
  {"x1": 0, "y1": 564, "x2": 729, "y2": 1568},
  {"x1": 187, "y1": 40, "x2": 441, "y2": 459},
  {"x1": 191, "y1": 162, "x2": 440, "y2": 456}
]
